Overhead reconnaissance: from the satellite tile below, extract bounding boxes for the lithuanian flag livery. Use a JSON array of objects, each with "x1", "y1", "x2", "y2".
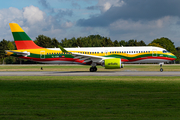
[
  {"x1": 6, "y1": 23, "x2": 177, "y2": 72},
  {"x1": 9, "y1": 23, "x2": 42, "y2": 50}
]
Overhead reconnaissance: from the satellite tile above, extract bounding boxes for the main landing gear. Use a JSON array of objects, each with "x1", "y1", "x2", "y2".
[
  {"x1": 90, "y1": 62, "x2": 97, "y2": 72},
  {"x1": 90, "y1": 66, "x2": 97, "y2": 72}
]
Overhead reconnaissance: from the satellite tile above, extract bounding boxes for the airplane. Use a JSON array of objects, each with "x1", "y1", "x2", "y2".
[{"x1": 5, "y1": 23, "x2": 177, "y2": 72}]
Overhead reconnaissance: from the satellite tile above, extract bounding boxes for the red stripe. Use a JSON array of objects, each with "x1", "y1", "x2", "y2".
[
  {"x1": 15, "y1": 41, "x2": 42, "y2": 50},
  {"x1": 19, "y1": 56, "x2": 175, "y2": 64},
  {"x1": 129, "y1": 56, "x2": 176, "y2": 62},
  {"x1": 19, "y1": 57, "x2": 87, "y2": 64},
  {"x1": 121, "y1": 59, "x2": 129, "y2": 62},
  {"x1": 20, "y1": 57, "x2": 76, "y2": 62}
]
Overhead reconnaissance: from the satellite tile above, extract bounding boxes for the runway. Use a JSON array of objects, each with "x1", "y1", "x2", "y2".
[{"x1": 0, "y1": 71, "x2": 180, "y2": 76}]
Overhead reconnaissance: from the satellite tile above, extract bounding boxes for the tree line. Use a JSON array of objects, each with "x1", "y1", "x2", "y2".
[{"x1": 0, "y1": 34, "x2": 179, "y2": 64}]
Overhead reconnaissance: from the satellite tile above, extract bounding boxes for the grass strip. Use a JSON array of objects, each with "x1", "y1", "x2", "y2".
[{"x1": 0, "y1": 76, "x2": 180, "y2": 120}]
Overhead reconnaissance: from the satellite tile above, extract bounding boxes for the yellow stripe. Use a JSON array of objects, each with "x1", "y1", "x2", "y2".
[{"x1": 9, "y1": 23, "x2": 24, "y2": 32}]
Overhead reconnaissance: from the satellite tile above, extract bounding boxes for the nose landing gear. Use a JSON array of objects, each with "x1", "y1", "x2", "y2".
[{"x1": 159, "y1": 62, "x2": 164, "y2": 72}]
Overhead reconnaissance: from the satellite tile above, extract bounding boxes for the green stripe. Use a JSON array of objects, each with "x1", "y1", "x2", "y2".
[
  {"x1": 12, "y1": 32, "x2": 31, "y2": 41},
  {"x1": 104, "y1": 53, "x2": 169, "y2": 60},
  {"x1": 11, "y1": 53, "x2": 74, "y2": 59}
]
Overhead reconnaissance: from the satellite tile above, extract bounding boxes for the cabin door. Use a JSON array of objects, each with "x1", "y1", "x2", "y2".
[
  {"x1": 105, "y1": 50, "x2": 108, "y2": 56},
  {"x1": 152, "y1": 49, "x2": 157, "y2": 57},
  {"x1": 40, "y1": 51, "x2": 45, "y2": 59}
]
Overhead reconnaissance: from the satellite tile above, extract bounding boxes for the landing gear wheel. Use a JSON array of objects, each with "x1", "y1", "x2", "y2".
[
  {"x1": 160, "y1": 68, "x2": 163, "y2": 72},
  {"x1": 90, "y1": 67, "x2": 97, "y2": 72},
  {"x1": 90, "y1": 67, "x2": 94, "y2": 72},
  {"x1": 94, "y1": 67, "x2": 97, "y2": 72}
]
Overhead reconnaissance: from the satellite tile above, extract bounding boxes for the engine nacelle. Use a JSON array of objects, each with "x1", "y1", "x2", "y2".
[{"x1": 101, "y1": 58, "x2": 122, "y2": 69}]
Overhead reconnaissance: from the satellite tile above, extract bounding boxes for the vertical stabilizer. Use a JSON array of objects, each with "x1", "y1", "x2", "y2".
[{"x1": 9, "y1": 23, "x2": 42, "y2": 50}]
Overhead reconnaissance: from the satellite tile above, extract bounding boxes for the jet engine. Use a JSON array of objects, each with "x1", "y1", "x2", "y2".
[{"x1": 101, "y1": 58, "x2": 122, "y2": 69}]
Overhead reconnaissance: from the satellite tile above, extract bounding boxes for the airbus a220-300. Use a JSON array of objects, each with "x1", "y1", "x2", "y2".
[{"x1": 6, "y1": 23, "x2": 177, "y2": 72}]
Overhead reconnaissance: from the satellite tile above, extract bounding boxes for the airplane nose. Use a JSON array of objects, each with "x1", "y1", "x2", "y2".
[{"x1": 170, "y1": 54, "x2": 177, "y2": 60}]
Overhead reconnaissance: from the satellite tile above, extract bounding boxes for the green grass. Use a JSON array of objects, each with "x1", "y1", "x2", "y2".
[{"x1": 0, "y1": 76, "x2": 180, "y2": 119}]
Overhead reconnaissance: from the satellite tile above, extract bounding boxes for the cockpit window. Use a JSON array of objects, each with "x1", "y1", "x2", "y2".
[
  {"x1": 163, "y1": 50, "x2": 166, "y2": 53},
  {"x1": 163, "y1": 50, "x2": 170, "y2": 53}
]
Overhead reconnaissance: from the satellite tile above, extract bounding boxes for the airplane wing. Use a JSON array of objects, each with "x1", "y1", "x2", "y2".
[
  {"x1": 72, "y1": 53, "x2": 114, "y2": 63},
  {"x1": 5, "y1": 50, "x2": 30, "y2": 56},
  {"x1": 58, "y1": 45, "x2": 113, "y2": 63},
  {"x1": 59, "y1": 46, "x2": 128, "y2": 63}
]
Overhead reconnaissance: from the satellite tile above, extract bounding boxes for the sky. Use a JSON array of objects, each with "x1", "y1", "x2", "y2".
[{"x1": 0, "y1": 0, "x2": 180, "y2": 47}]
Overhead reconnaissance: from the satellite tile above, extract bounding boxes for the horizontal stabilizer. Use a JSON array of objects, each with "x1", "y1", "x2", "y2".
[{"x1": 6, "y1": 50, "x2": 30, "y2": 57}]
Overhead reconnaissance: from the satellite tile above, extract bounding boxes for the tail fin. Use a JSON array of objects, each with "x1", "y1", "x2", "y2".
[{"x1": 9, "y1": 23, "x2": 42, "y2": 50}]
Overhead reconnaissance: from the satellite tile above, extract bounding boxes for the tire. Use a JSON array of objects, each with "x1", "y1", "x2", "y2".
[
  {"x1": 94, "y1": 67, "x2": 97, "y2": 72},
  {"x1": 160, "y1": 68, "x2": 163, "y2": 72},
  {"x1": 90, "y1": 67, "x2": 97, "y2": 72},
  {"x1": 90, "y1": 67, "x2": 94, "y2": 72}
]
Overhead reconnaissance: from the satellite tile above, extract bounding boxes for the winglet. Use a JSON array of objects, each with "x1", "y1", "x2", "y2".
[{"x1": 58, "y1": 45, "x2": 68, "y2": 53}]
